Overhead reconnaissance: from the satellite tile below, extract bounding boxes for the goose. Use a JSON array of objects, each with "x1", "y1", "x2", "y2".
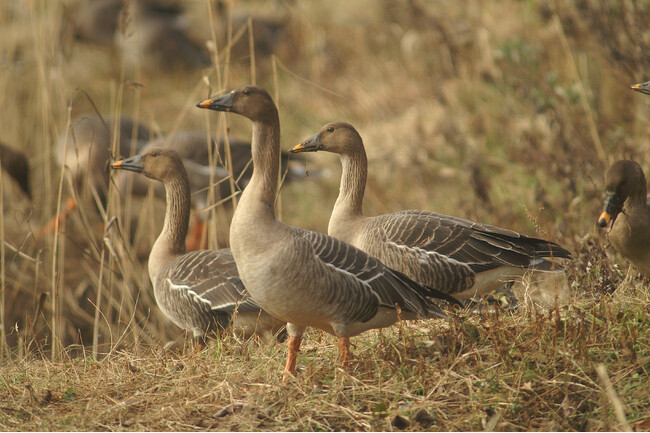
[
  {"x1": 111, "y1": 147, "x2": 285, "y2": 342},
  {"x1": 116, "y1": 0, "x2": 210, "y2": 71},
  {"x1": 43, "y1": 114, "x2": 150, "y2": 234},
  {"x1": 290, "y1": 122, "x2": 572, "y2": 299},
  {"x1": 0, "y1": 141, "x2": 31, "y2": 199},
  {"x1": 197, "y1": 86, "x2": 462, "y2": 379},
  {"x1": 597, "y1": 160, "x2": 650, "y2": 275}
]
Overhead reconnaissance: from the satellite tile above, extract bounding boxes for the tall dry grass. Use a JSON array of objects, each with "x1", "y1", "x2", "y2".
[{"x1": 0, "y1": 0, "x2": 648, "y2": 430}]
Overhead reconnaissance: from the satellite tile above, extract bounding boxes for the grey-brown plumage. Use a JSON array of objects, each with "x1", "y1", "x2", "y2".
[
  {"x1": 597, "y1": 160, "x2": 650, "y2": 276},
  {"x1": 0, "y1": 142, "x2": 31, "y2": 199},
  {"x1": 57, "y1": 114, "x2": 150, "y2": 207},
  {"x1": 291, "y1": 122, "x2": 572, "y2": 298},
  {"x1": 111, "y1": 148, "x2": 285, "y2": 340},
  {"x1": 116, "y1": 1, "x2": 210, "y2": 71},
  {"x1": 197, "y1": 86, "x2": 461, "y2": 378}
]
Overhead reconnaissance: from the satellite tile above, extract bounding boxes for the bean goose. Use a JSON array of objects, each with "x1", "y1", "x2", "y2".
[
  {"x1": 290, "y1": 122, "x2": 572, "y2": 299},
  {"x1": 43, "y1": 114, "x2": 150, "y2": 233},
  {"x1": 597, "y1": 160, "x2": 650, "y2": 275},
  {"x1": 116, "y1": 0, "x2": 210, "y2": 71},
  {"x1": 0, "y1": 142, "x2": 31, "y2": 199},
  {"x1": 111, "y1": 147, "x2": 285, "y2": 341},
  {"x1": 197, "y1": 86, "x2": 462, "y2": 378}
]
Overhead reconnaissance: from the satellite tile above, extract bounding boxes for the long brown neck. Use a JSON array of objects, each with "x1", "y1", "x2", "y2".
[
  {"x1": 149, "y1": 170, "x2": 191, "y2": 280},
  {"x1": 334, "y1": 149, "x2": 367, "y2": 217},
  {"x1": 239, "y1": 116, "x2": 281, "y2": 216}
]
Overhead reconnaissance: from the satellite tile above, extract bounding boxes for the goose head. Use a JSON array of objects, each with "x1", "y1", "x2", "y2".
[
  {"x1": 631, "y1": 80, "x2": 650, "y2": 96},
  {"x1": 111, "y1": 147, "x2": 185, "y2": 183},
  {"x1": 598, "y1": 160, "x2": 647, "y2": 227},
  {"x1": 196, "y1": 86, "x2": 277, "y2": 123},
  {"x1": 290, "y1": 122, "x2": 363, "y2": 156}
]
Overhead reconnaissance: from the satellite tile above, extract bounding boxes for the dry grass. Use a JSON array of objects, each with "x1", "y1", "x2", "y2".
[{"x1": 0, "y1": 0, "x2": 649, "y2": 430}]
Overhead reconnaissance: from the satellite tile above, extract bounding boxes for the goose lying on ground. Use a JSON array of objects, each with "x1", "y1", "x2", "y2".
[
  {"x1": 291, "y1": 122, "x2": 572, "y2": 299},
  {"x1": 597, "y1": 160, "x2": 650, "y2": 276},
  {"x1": 43, "y1": 114, "x2": 150, "y2": 234},
  {"x1": 111, "y1": 147, "x2": 285, "y2": 342},
  {"x1": 197, "y1": 86, "x2": 461, "y2": 379},
  {"x1": 0, "y1": 141, "x2": 31, "y2": 199}
]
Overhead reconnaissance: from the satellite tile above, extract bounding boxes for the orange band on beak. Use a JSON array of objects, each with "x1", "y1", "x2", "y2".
[{"x1": 598, "y1": 211, "x2": 611, "y2": 226}]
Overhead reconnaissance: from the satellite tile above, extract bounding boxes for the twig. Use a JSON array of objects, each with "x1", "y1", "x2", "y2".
[{"x1": 596, "y1": 363, "x2": 632, "y2": 432}]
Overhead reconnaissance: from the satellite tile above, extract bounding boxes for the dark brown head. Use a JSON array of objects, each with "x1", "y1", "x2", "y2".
[
  {"x1": 290, "y1": 122, "x2": 364, "y2": 156},
  {"x1": 0, "y1": 143, "x2": 31, "y2": 199},
  {"x1": 111, "y1": 147, "x2": 187, "y2": 183},
  {"x1": 196, "y1": 86, "x2": 278, "y2": 123},
  {"x1": 597, "y1": 160, "x2": 648, "y2": 228},
  {"x1": 631, "y1": 80, "x2": 650, "y2": 96}
]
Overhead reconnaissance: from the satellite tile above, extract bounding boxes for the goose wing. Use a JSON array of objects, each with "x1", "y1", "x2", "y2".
[
  {"x1": 163, "y1": 249, "x2": 261, "y2": 313},
  {"x1": 373, "y1": 210, "x2": 571, "y2": 272},
  {"x1": 299, "y1": 229, "x2": 458, "y2": 322}
]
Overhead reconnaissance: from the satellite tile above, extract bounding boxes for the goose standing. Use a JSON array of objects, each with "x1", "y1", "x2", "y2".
[
  {"x1": 111, "y1": 147, "x2": 285, "y2": 342},
  {"x1": 597, "y1": 160, "x2": 650, "y2": 276},
  {"x1": 197, "y1": 86, "x2": 461, "y2": 378},
  {"x1": 291, "y1": 122, "x2": 572, "y2": 299}
]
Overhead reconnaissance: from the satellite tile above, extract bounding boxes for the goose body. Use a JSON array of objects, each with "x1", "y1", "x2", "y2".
[
  {"x1": 57, "y1": 114, "x2": 150, "y2": 206},
  {"x1": 111, "y1": 148, "x2": 285, "y2": 341},
  {"x1": 597, "y1": 160, "x2": 650, "y2": 275},
  {"x1": 197, "y1": 86, "x2": 460, "y2": 378},
  {"x1": 291, "y1": 122, "x2": 571, "y2": 299}
]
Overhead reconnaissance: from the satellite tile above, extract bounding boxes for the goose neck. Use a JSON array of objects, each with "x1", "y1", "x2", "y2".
[
  {"x1": 149, "y1": 172, "x2": 191, "y2": 280},
  {"x1": 335, "y1": 151, "x2": 367, "y2": 217},
  {"x1": 240, "y1": 119, "x2": 281, "y2": 213}
]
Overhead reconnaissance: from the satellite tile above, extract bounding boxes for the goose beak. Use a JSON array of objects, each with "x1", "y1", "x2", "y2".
[
  {"x1": 631, "y1": 81, "x2": 650, "y2": 96},
  {"x1": 597, "y1": 191, "x2": 623, "y2": 228},
  {"x1": 111, "y1": 154, "x2": 143, "y2": 173},
  {"x1": 597, "y1": 211, "x2": 611, "y2": 228},
  {"x1": 196, "y1": 92, "x2": 234, "y2": 112},
  {"x1": 290, "y1": 135, "x2": 320, "y2": 153}
]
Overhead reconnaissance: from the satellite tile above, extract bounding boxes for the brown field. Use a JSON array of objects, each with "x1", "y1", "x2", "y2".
[{"x1": 0, "y1": 0, "x2": 649, "y2": 430}]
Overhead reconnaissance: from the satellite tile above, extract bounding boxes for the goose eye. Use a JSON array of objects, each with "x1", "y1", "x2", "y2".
[
  {"x1": 327, "y1": 127, "x2": 334, "y2": 133},
  {"x1": 243, "y1": 88, "x2": 250, "y2": 95},
  {"x1": 150, "y1": 151, "x2": 158, "y2": 157}
]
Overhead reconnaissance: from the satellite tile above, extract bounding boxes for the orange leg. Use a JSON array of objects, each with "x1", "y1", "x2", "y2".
[
  {"x1": 283, "y1": 335, "x2": 302, "y2": 381},
  {"x1": 337, "y1": 336, "x2": 352, "y2": 368},
  {"x1": 39, "y1": 197, "x2": 77, "y2": 235},
  {"x1": 186, "y1": 217, "x2": 206, "y2": 251}
]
